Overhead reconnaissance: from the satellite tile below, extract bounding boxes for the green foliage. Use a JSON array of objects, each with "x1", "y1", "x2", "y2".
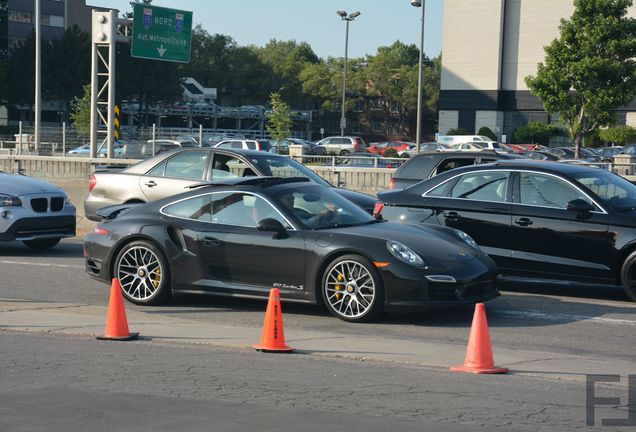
[
  {"x1": 44, "y1": 26, "x2": 90, "y2": 101},
  {"x1": 446, "y1": 128, "x2": 468, "y2": 135},
  {"x1": 525, "y1": 0, "x2": 636, "y2": 156},
  {"x1": 383, "y1": 147, "x2": 399, "y2": 158},
  {"x1": 478, "y1": 127, "x2": 497, "y2": 141},
  {"x1": 599, "y1": 125, "x2": 636, "y2": 145},
  {"x1": 69, "y1": 84, "x2": 91, "y2": 136},
  {"x1": 265, "y1": 92, "x2": 292, "y2": 140},
  {"x1": 512, "y1": 121, "x2": 559, "y2": 144}
]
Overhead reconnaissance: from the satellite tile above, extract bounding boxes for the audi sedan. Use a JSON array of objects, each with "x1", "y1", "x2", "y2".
[
  {"x1": 0, "y1": 171, "x2": 75, "y2": 249},
  {"x1": 376, "y1": 160, "x2": 636, "y2": 301},
  {"x1": 83, "y1": 177, "x2": 499, "y2": 322}
]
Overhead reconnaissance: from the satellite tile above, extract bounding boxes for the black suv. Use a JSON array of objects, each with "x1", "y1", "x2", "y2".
[{"x1": 389, "y1": 151, "x2": 525, "y2": 190}]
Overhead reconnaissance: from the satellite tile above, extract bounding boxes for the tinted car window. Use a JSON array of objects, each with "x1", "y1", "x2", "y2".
[
  {"x1": 573, "y1": 170, "x2": 636, "y2": 211},
  {"x1": 259, "y1": 140, "x2": 272, "y2": 152},
  {"x1": 246, "y1": 141, "x2": 257, "y2": 150},
  {"x1": 449, "y1": 172, "x2": 509, "y2": 201},
  {"x1": 163, "y1": 195, "x2": 212, "y2": 221},
  {"x1": 519, "y1": 173, "x2": 591, "y2": 209},
  {"x1": 435, "y1": 158, "x2": 479, "y2": 175}
]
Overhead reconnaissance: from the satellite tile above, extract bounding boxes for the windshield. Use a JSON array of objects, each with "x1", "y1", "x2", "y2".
[
  {"x1": 249, "y1": 155, "x2": 330, "y2": 186},
  {"x1": 573, "y1": 170, "x2": 636, "y2": 212},
  {"x1": 274, "y1": 185, "x2": 375, "y2": 230}
]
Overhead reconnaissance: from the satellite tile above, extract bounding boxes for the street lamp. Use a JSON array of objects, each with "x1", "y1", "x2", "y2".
[
  {"x1": 411, "y1": 0, "x2": 425, "y2": 153},
  {"x1": 337, "y1": 10, "x2": 361, "y2": 136}
]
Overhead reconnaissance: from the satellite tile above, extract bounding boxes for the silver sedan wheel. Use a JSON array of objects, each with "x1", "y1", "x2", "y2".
[
  {"x1": 116, "y1": 245, "x2": 163, "y2": 302},
  {"x1": 325, "y1": 260, "x2": 376, "y2": 319}
]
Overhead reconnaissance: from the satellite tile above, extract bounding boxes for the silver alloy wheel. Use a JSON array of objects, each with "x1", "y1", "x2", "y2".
[
  {"x1": 325, "y1": 260, "x2": 376, "y2": 319},
  {"x1": 116, "y1": 245, "x2": 163, "y2": 301}
]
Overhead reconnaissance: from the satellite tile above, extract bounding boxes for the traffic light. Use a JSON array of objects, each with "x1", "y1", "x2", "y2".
[{"x1": 114, "y1": 104, "x2": 120, "y2": 141}]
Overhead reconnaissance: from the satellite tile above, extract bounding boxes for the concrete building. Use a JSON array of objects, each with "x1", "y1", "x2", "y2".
[{"x1": 439, "y1": 0, "x2": 636, "y2": 142}]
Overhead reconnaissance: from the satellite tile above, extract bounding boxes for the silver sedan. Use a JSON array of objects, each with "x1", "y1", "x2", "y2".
[{"x1": 0, "y1": 172, "x2": 76, "y2": 249}]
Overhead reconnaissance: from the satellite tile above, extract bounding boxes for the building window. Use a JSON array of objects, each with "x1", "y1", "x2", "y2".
[
  {"x1": 8, "y1": 37, "x2": 26, "y2": 50},
  {"x1": 372, "y1": 121, "x2": 382, "y2": 132},
  {"x1": 42, "y1": 14, "x2": 64, "y2": 28},
  {"x1": 8, "y1": 10, "x2": 32, "y2": 23}
]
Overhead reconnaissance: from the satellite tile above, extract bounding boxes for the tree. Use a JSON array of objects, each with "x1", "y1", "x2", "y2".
[
  {"x1": 478, "y1": 127, "x2": 497, "y2": 141},
  {"x1": 265, "y1": 92, "x2": 292, "y2": 140},
  {"x1": 69, "y1": 84, "x2": 91, "y2": 137},
  {"x1": 599, "y1": 125, "x2": 636, "y2": 145},
  {"x1": 525, "y1": 0, "x2": 636, "y2": 158},
  {"x1": 512, "y1": 120, "x2": 559, "y2": 144},
  {"x1": 256, "y1": 39, "x2": 319, "y2": 104}
]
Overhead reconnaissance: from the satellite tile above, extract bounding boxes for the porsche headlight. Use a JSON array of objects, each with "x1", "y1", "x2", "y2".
[
  {"x1": 0, "y1": 194, "x2": 22, "y2": 207},
  {"x1": 453, "y1": 229, "x2": 480, "y2": 250},
  {"x1": 387, "y1": 240, "x2": 424, "y2": 266}
]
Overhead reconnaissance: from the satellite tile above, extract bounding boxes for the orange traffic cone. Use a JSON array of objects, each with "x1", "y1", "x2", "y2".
[
  {"x1": 252, "y1": 288, "x2": 293, "y2": 353},
  {"x1": 96, "y1": 278, "x2": 139, "y2": 341},
  {"x1": 450, "y1": 303, "x2": 508, "y2": 374}
]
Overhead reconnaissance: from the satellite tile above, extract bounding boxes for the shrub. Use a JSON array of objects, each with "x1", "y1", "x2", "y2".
[
  {"x1": 478, "y1": 127, "x2": 498, "y2": 141},
  {"x1": 383, "y1": 147, "x2": 399, "y2": 158},
  {"x1": 598, "y1": 126, "x2": 636, "y2": 146},
  {"x1": 446, "y1": 127, "x2": 468, "y2": 135}
]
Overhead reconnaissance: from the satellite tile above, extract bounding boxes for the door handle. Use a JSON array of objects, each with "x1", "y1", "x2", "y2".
[
  {"x1": 443, "y1": 211, "x2": 459, "y2": 222},
  {"x1": 514, "y1": 217, "x2": 533, "y2": 227},
  {"x1": 144, "y1": 180, "x2": 157, "y2": 187},
  {"x1": 199, "y1": 236, "x2": 221, "y2": 246}
]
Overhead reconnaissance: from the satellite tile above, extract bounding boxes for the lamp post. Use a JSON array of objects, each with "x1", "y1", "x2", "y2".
[
  {"x1": 411, "y1": 0, "x2": 425, "y2": 153},
  {"x1": 337, "y1": 10, "x2": 360, "y2": 137}
]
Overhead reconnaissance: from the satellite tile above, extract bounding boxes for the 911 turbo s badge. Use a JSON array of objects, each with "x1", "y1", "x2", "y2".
[{"x1": 273, "y1": 282, "x2": 304, "y2": 291}]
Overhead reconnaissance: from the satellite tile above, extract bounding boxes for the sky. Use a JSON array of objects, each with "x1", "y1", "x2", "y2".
[{"x1": 87, "y1": 0, "x2": 444, "y2": 59}]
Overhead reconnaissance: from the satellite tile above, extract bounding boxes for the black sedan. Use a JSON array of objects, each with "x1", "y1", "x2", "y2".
[
  {"x1": 84, "y1": 177, "x2": 499, "y2": 322},
  {"x1": 376, "y1": 160, "x2": 636, "y2": 301}
]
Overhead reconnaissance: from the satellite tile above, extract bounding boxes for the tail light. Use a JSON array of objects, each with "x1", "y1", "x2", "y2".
[
  {"x1": 389, "y1": 178, "x2": 395, "y2": 190},
  {"x1": 93, "y1": 226, "x2": 109, "y2": 235},
  {"x1": 89, "y1": 175, "x2": 97, "y2": 192},
  {"x1": 256, "y1": 142, "x2": 262, "y2": 151},
  {"x1": 354, "y1": 138, "x2": 360, "y2": 151},
  {"x1": 372, "y1": 202, "x2": 384, "y2": 218}
]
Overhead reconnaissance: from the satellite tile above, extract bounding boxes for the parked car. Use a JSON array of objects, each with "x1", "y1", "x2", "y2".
[
  {"x1": 271, "y1": 138, "x2": 327, "y2": 155},
  {"x1": 436, "y1": 135, "x2": 496, "y2": 146},
  {"x1": 546, "y1": 147, "x2": 600, "y2": 162},
  {"x1": 84, "y1": 148, "x2": 377, "y2": 221},
  {"x1": 595, "y1": 146, "x2": 624, "y2": 162},
  {"x1": 214, "y1": 139, "x2": 273, "y2": 152},
  {"x1": 399, "y1": 142, "x2": 450, "y2": 157},
  {"x1": 315, "y1": 136, "x2": 367, "y2": 155},
  {"x1": 0, "y1": 171, "x2": 75, "y2": 249},
  {"x1": 388, "y1": 151, "x2": 526, "y2": 190},
  {"x1": 206, "y1": 133, "x2": 246, "y2": 147},
  {"x1": 84, "y1": 177, "x2": 499, "y2": 322},
  {"x1": 376, "y1": 159, "x2": 636, "y2": 301},
  {"x1": 342, "y1": 152, "x2": 401, "y2": 168},
  {"x1": 517, "y1": 150, "x2": 561, "y2": 161},
  {"x1": 367, "y1": 141, "x2": 413, "y2": 156}
]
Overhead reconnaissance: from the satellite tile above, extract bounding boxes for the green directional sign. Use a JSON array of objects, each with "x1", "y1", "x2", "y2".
[{"x1": 131, "y1": 4, "x2": 192, "y2": 63}]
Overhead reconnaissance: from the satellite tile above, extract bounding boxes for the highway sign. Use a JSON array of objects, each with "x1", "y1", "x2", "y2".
[{"x1": 131, "y1": 4, "x2": 192, "y2": 63}]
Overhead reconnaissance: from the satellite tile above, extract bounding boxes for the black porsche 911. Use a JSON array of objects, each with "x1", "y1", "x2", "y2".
[{"x1": 84, "y1": 177, "x2": 499, "y2": 322}]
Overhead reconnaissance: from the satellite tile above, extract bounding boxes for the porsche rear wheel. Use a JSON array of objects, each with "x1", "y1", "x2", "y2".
[
  {"x1": 114, "y1": 240, "x2": 171, "y2": 305},
  {"x1": 620, "y1": 251, "x2": 636, "y2": 301},
  {"x1": 322, "y1": 255, "x2": 384, "y2": 322}
]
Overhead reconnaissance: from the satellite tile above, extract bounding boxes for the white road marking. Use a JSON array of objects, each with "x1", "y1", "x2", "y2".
[
  {"x1": 499, "y1": 309, "x2": 636, "y2": 326},
  {"x1": 0, "y1": 260, "x2": 84, "y2": 269}
]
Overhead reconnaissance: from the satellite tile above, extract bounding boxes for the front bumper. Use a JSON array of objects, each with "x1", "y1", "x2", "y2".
[
  {"x1": 379, "y1": 258, "x2": 500, "y2": 313},
  {"x1": 0, "y1": 215, "x2": 76, "y2": 241}
]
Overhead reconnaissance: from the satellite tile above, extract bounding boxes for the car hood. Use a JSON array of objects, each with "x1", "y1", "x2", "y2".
[
  {"x1": 329, "y1": 221, "x2": 483, "y2": 263},
  {"x1": 332, "y1": 188, "x2": 376, "y2": 212},
  {"x1": 0, "y1": 173, "x2": 65, "y2": 196}
]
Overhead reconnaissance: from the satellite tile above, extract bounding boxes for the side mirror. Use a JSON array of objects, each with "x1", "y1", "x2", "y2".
[
  {"x1": 566, "y1": 199, "x2": 594, "y2": 216},
  {"x1": 256, "y1": 218, "x2": 287, "y2": 238}
]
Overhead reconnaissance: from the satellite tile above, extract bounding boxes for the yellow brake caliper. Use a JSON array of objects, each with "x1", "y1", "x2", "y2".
[
  {"x1": 335, "y1": 273, "x2": 344, "y2": 300},
  {"x1": 152, "y1": 267, "x2": 161, "y2": 288}
]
